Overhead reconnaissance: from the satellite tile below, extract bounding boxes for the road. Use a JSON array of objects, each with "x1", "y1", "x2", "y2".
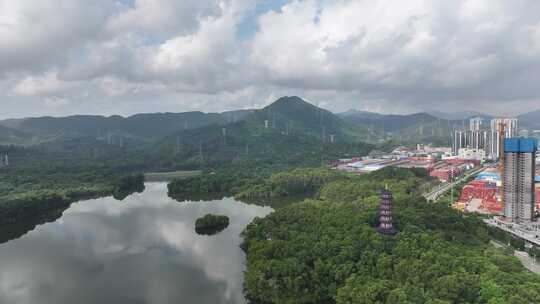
[
  {"x1": 491, "y1": 240, "x2": 540, "y2": 274},
  {"x1": 423, "y1": 167, "x2": 484, "y2": 202}
]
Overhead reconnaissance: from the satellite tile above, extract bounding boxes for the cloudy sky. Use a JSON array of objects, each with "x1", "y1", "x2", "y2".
[{"x1": 1, "y1": 0, "x2": 540, "y2": 119}]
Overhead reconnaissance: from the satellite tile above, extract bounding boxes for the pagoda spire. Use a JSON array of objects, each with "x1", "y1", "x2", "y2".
[{"x1": 377, "y1": 189, "x2": 397, "y2": 235}]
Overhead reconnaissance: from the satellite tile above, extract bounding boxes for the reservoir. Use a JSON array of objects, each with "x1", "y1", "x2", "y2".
[{"x1": 0, "y1": 182, "x2": 273, "y2": 304}]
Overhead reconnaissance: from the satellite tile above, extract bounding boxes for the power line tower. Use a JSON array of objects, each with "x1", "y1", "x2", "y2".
[
  {"x1": 198, "y1": 141, "x2": 204, "y2": 164},
  {"x1": 175, "y1": 135, "x2": 181, "y2": 154},
  {"x1": 222, "y1": 128, "x2": 227, "y2": 146}
]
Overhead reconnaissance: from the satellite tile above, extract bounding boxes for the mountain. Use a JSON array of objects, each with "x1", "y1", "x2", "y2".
[
  {"x1": 517, "y1": 109, "x2": 540, "y2": 130},
  {"x1": 0, "y1": 110, "x2": 256, "y2": 145},
  {"x1": 338, "y1": 110, "x2": 440, "y2": 131},
  {"x1": 0, "y1": 125, "x2": 31, "y2": 144},
  {"x1": 337, "y1": 109, "x2": 459, "y2": 144},
  {"x1": 156, "y1": 97, "x2": 373, "y2": 168},
  {"x1": 427, "y1": 110, "x2": 492, "y2": 120},
  {"x1": 253, "y1": 96, "x2": 361, "y2": 141}
]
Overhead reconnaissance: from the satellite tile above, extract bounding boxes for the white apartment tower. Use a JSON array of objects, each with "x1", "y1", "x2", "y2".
[{"x1": 491, "y1": 118, "x2": 518, "y2": 138}]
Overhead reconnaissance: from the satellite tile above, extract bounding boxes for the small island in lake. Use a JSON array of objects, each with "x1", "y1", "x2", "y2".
[{"x1": 195, "y1": 214, "x2": 230, "y2": 235}]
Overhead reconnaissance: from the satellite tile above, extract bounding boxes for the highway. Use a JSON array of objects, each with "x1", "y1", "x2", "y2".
[{"x1": 423, "y1": 167, "x2": 485, "y2": 202}]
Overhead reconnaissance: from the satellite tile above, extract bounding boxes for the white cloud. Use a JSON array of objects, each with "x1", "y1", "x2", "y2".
[
  {"x1": 108, "y1": 0, "x2": 222, "y2": 36},
  {"x1": 44, "y1": 97, "x2": 70, "y2": 108},
  {"x1": 12, "y1": 73, "x2": 69, "y2": 96},
  {"x1": 0, "y1": 0, "x2": 115, "y2": 73},
  {"x1": 1, "y1": 0, "x2": 540, "y2": 118}
]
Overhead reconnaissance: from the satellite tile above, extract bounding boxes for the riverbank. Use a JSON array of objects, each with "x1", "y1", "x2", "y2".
[
  {"x1": 0, "y1": 182, "x2": 273, "y2": 303},
  {"x1": 0, "y1": 174, "x2": 145, "y2": 226},
  {"x1": 144, "y1": 170, "x2": 202, "y2": 182}
]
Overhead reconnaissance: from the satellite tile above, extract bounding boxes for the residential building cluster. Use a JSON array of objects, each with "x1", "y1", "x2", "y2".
[
  {"x1": 455, "y1": 138, "x2": 540, "y2": 218},
  {"x1": 453, "y1": 117, "x2": 518, "y2": 161},
  {"x1": 474, "y1": 137, "x2": 540, "y2": 246}
]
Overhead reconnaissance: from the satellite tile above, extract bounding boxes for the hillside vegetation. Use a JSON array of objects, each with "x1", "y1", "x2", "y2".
[{"x1": 240, "y1": 167, "x2": 540, "y2": 304}]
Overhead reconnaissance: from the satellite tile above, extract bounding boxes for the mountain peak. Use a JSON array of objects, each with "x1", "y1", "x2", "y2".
[
  {"x1": 268, "y1": 96, "x2": 312, "y2": 107},
  {"x1": 264, "y1": 96, "x2": 324, "y2": 114}
]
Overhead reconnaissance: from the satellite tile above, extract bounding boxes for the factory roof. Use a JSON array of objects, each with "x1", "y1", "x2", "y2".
[{"x1": 476, "y1": 172, "x2": 501, "y2": 181}]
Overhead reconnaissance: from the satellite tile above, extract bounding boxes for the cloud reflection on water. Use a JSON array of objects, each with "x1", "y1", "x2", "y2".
[{"x1": 0, "y1": 182, "x2": 273, "y2": 304}]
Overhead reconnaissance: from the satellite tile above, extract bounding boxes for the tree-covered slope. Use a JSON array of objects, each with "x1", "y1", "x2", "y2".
[
  {"x1": 253, "y1": 96, "x2": 361, "y2": 141},
  {"x1": 0, "y1": 125, "x2": 31, "y2": 145},
  {"x1": 158, "y1": 117, "x2": 373, "y2": 170},
  {"x1": 518, "y1": 108, "x2": 540, "y2": 130},
  {"x1": 241, "y1": 167, "x2": 540, "y2": 304},
  {"x1": 0, "y1": 112, "x2": 228, "y2": 140},
  {"x1": 338, "y1": 110, "x2": 460, "y2": 144}
]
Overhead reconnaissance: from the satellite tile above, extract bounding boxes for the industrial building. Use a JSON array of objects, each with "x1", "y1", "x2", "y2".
[
  {"x1": 458, "y1": 148, "x2": 486, "y2": 162},
  {"x1": 503, "y1": 138, "x2": 537, "y2": 222},
  {"x1": 335, "y1": 149, "x2": 478, "y2": 183}
]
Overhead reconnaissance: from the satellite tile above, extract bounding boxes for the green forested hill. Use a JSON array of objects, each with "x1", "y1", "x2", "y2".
[
  {"x1": 157, "y1": 96, "x2": 372, "y2": 169},
  {"x1": 0, "y1": 96, "x2": 368, "y2": 146},
  {"x1": 158, "y1": 118, "x2": 372, "y2": 170},
  {"x1": 254, "y1": 96, "x2": 364, "y2": 141},
  {"x1": 0, "y1": 110, "x2": 256, "y2": 146},
  {"x1": 241, "y1": 167, "x2": 540, "y2": 304},
  {"x1": 338, "y1": 110, "x2": 460, "y2": 144},
  {"x1": 0, "y1": 125, "x2": 31, "y2": 145},
  {"x1": 0, "y1": 112, "x2": 226, "y2": 141},
  {"x1": 518, "y1": 108, "x2": 540, "y2": 130}
]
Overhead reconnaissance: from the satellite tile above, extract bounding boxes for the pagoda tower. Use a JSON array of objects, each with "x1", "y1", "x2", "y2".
[{"x1": 377, "y1": 188, "x2": 397, "y2": 235}]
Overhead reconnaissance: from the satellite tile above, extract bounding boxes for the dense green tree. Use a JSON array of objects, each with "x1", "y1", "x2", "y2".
[{"x1": 241, "y1": 168, "x2": 540, "y2": 304}]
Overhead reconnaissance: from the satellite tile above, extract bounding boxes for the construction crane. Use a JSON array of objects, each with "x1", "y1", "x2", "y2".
[{"x1": 499, "y1": 122, "x2": 506, "y2": 211}]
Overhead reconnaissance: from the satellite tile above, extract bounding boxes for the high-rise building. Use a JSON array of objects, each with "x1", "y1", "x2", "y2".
[
  {"x1": 503, "y1": 138, "x2": 537, "y2": 222},
  {"x1": 452, "y1": 118, "x2": 519, "y2": 159},
  {"x1": 491, "y1": 118, "x2": 518, "y2": 138},
  {"x1": 377, "y1": 189, "x2": 397, "y2": 235},
  {"x1": 470, "y1": 117, "x2": 484, "y2": 131},
  {"x1": 487, "y1": 130, "x2": 500, "y2": 160},
  {"x1": 453, "y1": 129, "x2": 467, "y2": 155}
]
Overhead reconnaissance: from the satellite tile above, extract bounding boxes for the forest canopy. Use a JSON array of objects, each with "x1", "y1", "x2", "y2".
[{"x1": 240, "y1": 167, "x2": 540, "y2": 304}]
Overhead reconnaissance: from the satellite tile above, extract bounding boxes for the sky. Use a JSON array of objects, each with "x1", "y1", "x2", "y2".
[{"x1": 1, "y1": 0, "x2": 540, "y2": 119}]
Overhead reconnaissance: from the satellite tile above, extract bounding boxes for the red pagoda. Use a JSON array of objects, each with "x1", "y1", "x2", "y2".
[{"x1": 377, "y1": 189, "x2": 397, "y2": 235}]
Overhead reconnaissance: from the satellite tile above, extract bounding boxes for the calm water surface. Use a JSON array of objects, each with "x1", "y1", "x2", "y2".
[{"x1": 0, "y1": 183, "x2": 273, "y2": 304}]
